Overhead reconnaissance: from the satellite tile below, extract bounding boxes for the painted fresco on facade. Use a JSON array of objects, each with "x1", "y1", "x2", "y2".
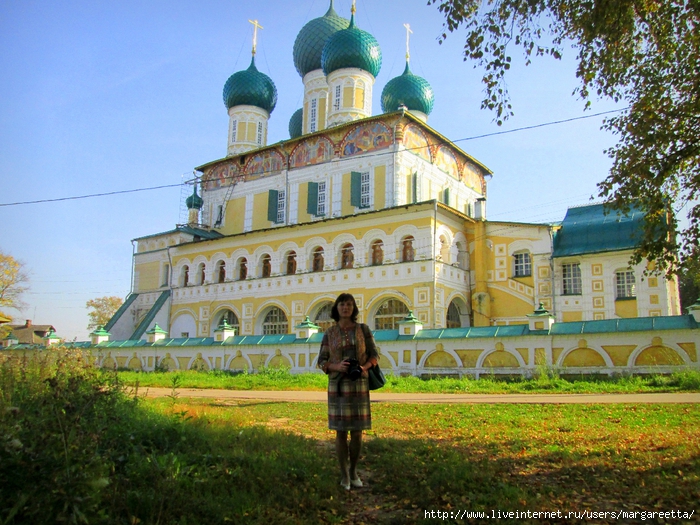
[
  {"x1": 289, "y1": 136, "x2": 334, "y2": 169},
  {"x1": 204, "y1": 163, "x2": 239, "y2": 190},
  {"x1": 435, "y1": 146, "x2": 459, "y2": 179},
  {"x1": 403, "y1": 124, "x2": 431, "y2": 162},
  {"x1": 463, "y1": 163, "x2": 483, "y2": 193},
  {"x1": 245, "y1": 149, "x2": 285, "y2": 179},
  {"x1": 341, "y1": 121, "x2": 393, "y2": 157}
]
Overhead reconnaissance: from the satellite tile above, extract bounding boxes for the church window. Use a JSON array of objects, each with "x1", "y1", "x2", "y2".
[
  {"x1": 314, "y1": 303, "x2": 334, "y2": 333},
  {"x1": 402, "y1": 236, "x2": 415, "y2": 262},
  {"x1": 238, "y1": 258, "x2": 248, "y2": 281},
  {"x1": 374, "y1": 299, "x2": 410, "y2": 330},
  {"x1": 262, "y1": 307, "x2": 288, "y2": 335},
  {"x1": 197, "y1": 263, "x2": 206, "y2": 285},
  {"x1": 341, "y1": 243, "x2": 354, "y2": 269},
  {"x1": 446, "y1": 301, "x2": 462, "y2": 328},
  {"x1": 261, "y1": 254, "x2": 271, "y2": 278},
  {"x1": 162, "y1": 264, "x2": 170, "y2": 287},
  {"x1": 215, "y1": 309, "x2": 239, "y2": 333},
  {"x1": 334, "y1": 84, "x2": 341, "y2": 110},
  {"x1": 351, "y1": 171, "x2": 371, "y2": 209},
  {"x1": 371, "y1": 240, "x2": 383, "y2": 266},
  {"x1": 217, "y1": 261, "x2": 226, "y2": 283},
  {"x1": 257, "y1": 122, "x2": 263, "y2": 145},
  {"x1": 214, "y1": 205, "x2": 224, "y2": 227},
  {"x1": 616, "y1": 270, "x2": 636, "y2": 299},
  {"x1": 317, "y1": 181, "x2": 326, "y2": 216},
  {"x1": 267, "y1": 190, "x2": 286, "y2": 224},
  {"x1": 312, "y1": 247, "x2": 324, "y2": 272},
  {"x1": 231, "y1": 120, "x2": 237, "y2": 142},
  {"x1": 562, "y1": 263, "x2": 582, "y2": 295},
  {"x1": 310, "y1": 98, "x2": 317, "y2": 133},
  {"x1": 286, "y1": 251, "x2": 297, "y2": 275},
  {"x1": 513, "y1": 252, "x2": 531, "y2": 277},
  {"x1": 181, "y1": 265, "x2": 189, "y2": 287}
]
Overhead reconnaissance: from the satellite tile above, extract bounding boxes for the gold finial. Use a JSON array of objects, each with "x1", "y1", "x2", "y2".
[
  {"x1": 404, "y1": 23, "x2": 413, "y2": 62},
  {"x1": 248, "y1": 19, "x2": 263, "y2": 56},
  {"x1": 351, "y1": 0, "x2": 356, "y2": 16}
]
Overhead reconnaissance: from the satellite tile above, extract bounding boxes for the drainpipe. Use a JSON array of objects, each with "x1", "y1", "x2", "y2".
[{"x1": 433, "y1": 199, "x2": 439, "y2": 329}]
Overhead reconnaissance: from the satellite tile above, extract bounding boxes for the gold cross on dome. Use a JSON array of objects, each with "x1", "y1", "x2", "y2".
[
  {"x1": 404, "y1": 23, "x2": 413, "y2": 61},
  {"x1": 249, "y1": 19, "x2": 263, "y2": 56}
]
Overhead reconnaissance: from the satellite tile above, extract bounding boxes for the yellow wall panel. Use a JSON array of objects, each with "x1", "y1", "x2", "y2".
[
  {"x1": 223, "y1": 196, "x2": 246, "y2": 235},
  {"x1": 237, "y1": 121, "x2": 247, "y2": 141},
  {"x1": 298, "y1": 182, "x2": 312, "y2": 223},
  {"x1": 354, "y1": 87, "x2": 364, "y2": 109},
  {"x1": 601, "y1": 345, "x2": 637, "y2": 367},
  {"x1": 455, "y1": 350, "x2": 482, "y2": 368},
  {"x1": 562, "y1": 311, "x2": 583, "y2": 322},
  {"x1": 247, "y1": 122, "x2": 256, "y2": 143},
  {"x1": 482, "y1": 351, "x2": 519, "y2": 368},
  {"x1": 343, "y1": 86, "x2": 353, "y2": 108},
  {"x1": 425, "y1": 350, "x2": 458, "y2": 367},
  {"x1": 614, "y1": 299, "x2": 638, "y2": 318},
  {"x1": 341, "y1": 172, "x2": 353, "y2": 216},
  {"x1": 252, "y1": 191, "x2": 272, "y2": 230},
  {"x1": 374, "y1": 164, "x2": 386, "y2": 208},
  {"x1": 678, "y1": 342, "x2": 697, "y2": 362},
  {"x1": 562, "y1": 348, "x2": 606, "y2": 367},
  {"x1": 318, "y1": 98, "x2": 326, "y2": 130},
  {"x1": 635, "y1": 346, "x2": 684, "y2": 366},
  {"x1": 135, "y1": 261, "x2": 162, "y2": 292}
]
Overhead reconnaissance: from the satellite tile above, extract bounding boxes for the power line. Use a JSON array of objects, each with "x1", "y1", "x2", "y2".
[{"x1": 0, "y1": 108, "x2": 625, "y2": 208}]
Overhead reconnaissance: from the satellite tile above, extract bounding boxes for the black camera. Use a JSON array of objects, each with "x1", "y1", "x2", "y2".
[{"x1": 345, "y1": 358, "x2": 362, "y2": 381}]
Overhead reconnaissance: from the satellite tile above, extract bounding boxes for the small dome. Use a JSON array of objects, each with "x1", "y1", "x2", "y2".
[
  {"x1": 186, "y1": 186, "x2": 203, "y2": 210},
  {"x1": 223, "y1": 56, "x2": 278, "y2": 113},
  {"x1": 381, "y1": 61, "x2": 434, "y2": 115},
  {"x1": 321, "y1": 13, "x2": 382, "y2": 78},
  {"x1": 289, "y1": 108, "x2": 303, "y2": 138},
  {"x1": 293, "y1": 1, "x2": 349, "y2": 78}
]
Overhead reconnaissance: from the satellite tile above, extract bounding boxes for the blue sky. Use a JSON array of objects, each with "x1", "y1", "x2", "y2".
[{"x1": 0, "y1": 0, "x2": 622, "y2": 341}]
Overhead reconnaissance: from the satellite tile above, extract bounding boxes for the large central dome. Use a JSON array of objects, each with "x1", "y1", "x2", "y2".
[
  {"x1": 321, "y1": 13, "x2": 382, "y2": 78},
  {"x1": 293, "y1": 1, "x2": 349, "y2": 78}
]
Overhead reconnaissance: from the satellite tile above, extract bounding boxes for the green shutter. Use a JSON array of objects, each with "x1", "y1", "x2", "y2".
[
  {"x1": 444, "y1": 188, "x2": 450, "y2": 206},
  {"x1": 351, "y1": 171, "x2": 362, "y2": 207},
  {"x1": 412, "y1": 172, "x2": 418, "y2": 204},
  {"x1": 307, "y1": 182, "x2": 318, "y2": 215},
  {"x1": 267, "y1": 190, "x2": 279, "y2": 222}
]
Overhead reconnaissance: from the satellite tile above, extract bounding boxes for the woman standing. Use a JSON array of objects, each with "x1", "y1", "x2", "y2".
[{"x1": 317, "y1": 293, "x2": 379, "y2": 490}]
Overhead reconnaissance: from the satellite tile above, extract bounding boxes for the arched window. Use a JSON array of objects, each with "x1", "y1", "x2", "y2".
[
  {"x1": 286, "y1": 251, "x2": 297, "y2": 275},
  {"x1": 341, "y1": 243, "x2": 354, "y2": 269},
  {"x1": 197, "y1": 263, "x2": 206, "y2": 285},
  {"x1": 371, "y1": 240, "x2": 383, "y2": 266},
  {"x1": 217, "y1": 261, "x2": 226, "y2": 283},
  {"x1": 237, "y1": 258, "x2": 248, "y2": 281},
  {"x1": 513, "y1": 251, "x2": 531, "y2": 277},
  {"x1": 261, "y1": 254, "x2": 271, "y2": 278},
  {"x1": 438, "y1": 235, "x2": 449, "y2": 262},
  {"x1": 313, "y1": 303, "x2": 334, "y2": 333},
  {"x1": 374, "y1": 299, "x2": 410, "y2": 330},
  {"x1": 181, "y1": 265, "x2": 189, "y2": 287},
  {"x1": 402, "y1": 236, "x2": 415, "y2": 262},
  {"x1": 312, "y1": 247, "x2": 324, "y2": 272},
  {"x1": 262, "y1": 307, "x2": 288, "y2": 335},
  {"x1": 214, "y1": 309, "x2": 239, "y2": 333},
  {"x1": 446, "y1": 301, "x2": 462, "y2": 328}
]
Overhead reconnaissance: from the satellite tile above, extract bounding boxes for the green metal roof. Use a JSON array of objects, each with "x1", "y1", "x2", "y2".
[
  {"x1": 289, "y1": 108, "x2": 303, "y2": 139},
  {"x1": 321, "y1": 14, "x2": 381, "y2": 77},
  {"x1": 223, "y1": 56, "x2": 278, "y2": 113},
  {"x1": 293, "y1": 0, "x2": 349, "y2": 77},
  {"x1": 550, "y1": 315, "x2": 698, "y2": 335},
  {"x1": 129, "y1": 290, "x2": 170, "y2": 340},
  {"x1": 552, "y1": 203, "x2": 645, "y2": 257},
  {"x1": 381, "y1": 61, "x2": 434, "y2": 115},
  {"x1": 104, "y1": 293, "x2": 138, "y2": 332}
]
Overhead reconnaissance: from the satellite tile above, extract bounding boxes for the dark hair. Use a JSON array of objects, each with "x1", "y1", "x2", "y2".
[{"x1": 330, "y1": 293, "x2": 359, "y2": 322}]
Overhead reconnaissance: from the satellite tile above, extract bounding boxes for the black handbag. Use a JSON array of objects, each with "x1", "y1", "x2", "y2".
[{"x1": 367, "y1": 363, "x2": 386, "y2": 390}]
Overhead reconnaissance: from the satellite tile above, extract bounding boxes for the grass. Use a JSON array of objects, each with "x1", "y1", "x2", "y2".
[
  {"x1": 116, "y1": 366, "x2": 700, "y2": 394},
  {"x1": 1, "y1": 349, "x2": 699, "y2": 524}
]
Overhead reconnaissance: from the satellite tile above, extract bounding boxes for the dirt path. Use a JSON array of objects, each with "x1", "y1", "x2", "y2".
[{"x1": 137, "y1": 387, "x2": 700, "y2": 404}]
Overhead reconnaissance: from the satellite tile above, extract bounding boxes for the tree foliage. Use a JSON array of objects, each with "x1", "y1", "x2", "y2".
[
  {"x1": 86, "y1": 296, "x2": 123, "y2": 331},
  {"x1": 0, "y1": 250, "x2": 29, "y2": 317},
  {"x1": 429, "y1": 0, "x2": 700, "y2": 274}
]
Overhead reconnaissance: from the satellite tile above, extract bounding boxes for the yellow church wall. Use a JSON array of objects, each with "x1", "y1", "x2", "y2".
[
  {"x1": 297, "y1": 181, "x2": 312, "y2": 223},
  {"x1": 635, "y1": 345, "x2": 684, "y2": 366},
  {"x1": 343, "y1": 86, "x2": 353, "y2": 108},
  {"x1": 488, "y1": 287, "x2": 535, "y2": 320},
  {"x1": 341, "y1": 172, "x2": 353, "y2": 216},
  {"x1": 482, "y1": 350, "x2": 519, "y2": 368},
  {"x1": 562, "y1": 311, "x2": 583, "y2": 322},
  {"x1": 223, "y1": 196, "x2": 246, "y2": 235},
  {"x1": 268, "y1": 353, "x2": 292, "y2": 368},
  {"x1": 615, "y1": 298, "x2": 638, "y2": 318},
  {"x1": 424, "y1": 349, "x2": 458, "y2": 368},
  {"x1": 252, "y1": 192, "x2": 272, "y2": 230},
  {"x1": 318, "y1": 98, "x2": 326, "y2": 130},
  {"x1": 134, "y1": 261, "x2": 162, "y2": 292},
  {"x1": 354, "y1": 87, "x2": 364, "y2": 110},
  {"x1": 455, "y1": 350, "x2": 482, "y2": 368},
  {"x1": 678, "y1": 342, "x2": 697, "y2": 362},
  {"x1": 374, "y1": 165, "x2": 386, "y2": 206},
  {"x1": 562, "y1": 348, "x2": 606, "y2": 367},
  {"x1": 601, "y1": 345, "x2": 638, "y2": 366}
]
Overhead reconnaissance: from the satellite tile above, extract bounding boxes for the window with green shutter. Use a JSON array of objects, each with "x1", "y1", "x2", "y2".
[
  {"x1": 351, "y1": 171, "x2": 370, "y2": 209},
  {"x1": 307, "y1": 182, "x2": 318, "y2": 216},
  {"x1": 267, "y1": 190, "x2": 278, "y2": 222}
]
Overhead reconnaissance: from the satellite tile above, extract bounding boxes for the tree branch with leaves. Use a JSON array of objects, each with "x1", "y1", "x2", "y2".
[
  {"x1": 86, "y1": 296, "x2": 123, "y2": 331},
  {"x1": 0, "y1": 250, "x2": 29, "y2": 319},
  {"x1": 430, "y1": 0, "x2": 700, "y2": 274}
]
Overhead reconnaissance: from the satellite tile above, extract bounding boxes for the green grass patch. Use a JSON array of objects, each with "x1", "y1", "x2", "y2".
[
  {"x1": 2, "y1": 350, "x2": 699, "y2": 524},
  {"x1": 117, "y1": 366, "x2": 700, "y2": 394}
]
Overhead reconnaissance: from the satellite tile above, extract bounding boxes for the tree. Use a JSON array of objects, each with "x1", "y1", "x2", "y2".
[
  {"x1": 86, "y1": 296, "x2": 123, "y2": 331},
  {"x1": 0, "y1": 250, "x2": 29, "y2": 318},
  {"x1": 678, "y1": 257, "x2": 700, "y2": 311},
  {"x1": 429, "y1": 0, "x2": 700, "y2": 275}
]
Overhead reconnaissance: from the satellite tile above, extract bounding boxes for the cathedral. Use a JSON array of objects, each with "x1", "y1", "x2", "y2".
[{"x1": 105, "y1": 0, "x2": 681, "y2": 344}]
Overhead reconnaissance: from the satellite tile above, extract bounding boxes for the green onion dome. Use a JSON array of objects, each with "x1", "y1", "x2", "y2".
[
  {"x1": 321, "y1": 13, "x2": 382, "y2": 78},
  {"x1": 186, "y1": 186, "x2": 203, "y2": 210},
  {"x1": 381, "y1": 61, "x2": 434, "y2": 115},
  {"x1": 289, "y1": 108, "x2": 303, "y2": 139},
  {"x1": 223, "y1": 56, "x2": 278, "y2": 113},
  {"x1": 293, "y1": 1, "x2": 349, "y2": 78}
]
